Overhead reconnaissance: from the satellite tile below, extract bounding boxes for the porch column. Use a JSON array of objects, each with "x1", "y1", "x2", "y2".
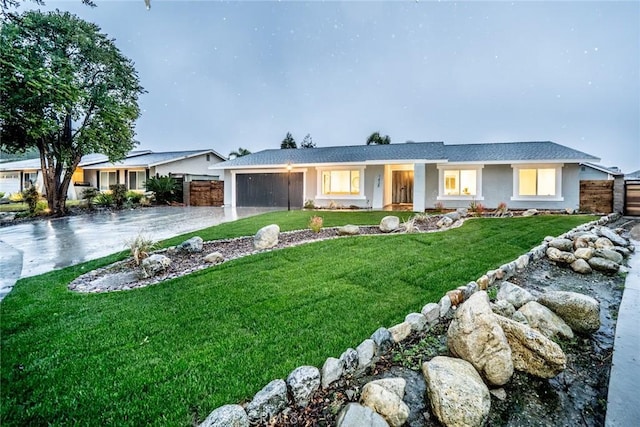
[{"x1": 413, "y1": 163, "x2": 426, "y2": 212}]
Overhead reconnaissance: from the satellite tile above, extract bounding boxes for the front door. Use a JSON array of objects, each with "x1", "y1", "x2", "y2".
[{"x1": 392, "y1": 170, "x2": 414, "y2": 204}]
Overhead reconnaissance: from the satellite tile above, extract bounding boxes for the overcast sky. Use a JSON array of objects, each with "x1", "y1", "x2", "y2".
[{"x1": 32, "y1": 0, "x2": 640, "y2": 172}]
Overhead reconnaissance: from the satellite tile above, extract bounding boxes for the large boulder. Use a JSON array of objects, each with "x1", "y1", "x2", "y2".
[
  {"x1": 286, "y1": 366, "x2": 320, "y2": 408},
  {"x1": 436, "y1": 216, "x2": 454, "y2": 228},
  {"x1": 588, "y1": 257, "x2": 620, "y2": 273},
  {"x1": 594, "y1": 237, "x2": 614, "y2": 249},
  {"x1": 422, "y1": 356, "x2": 491, "y2": 427},
  {"x1": 594, "y1": 248, "x2": 623, "y2": 264},
  {"x1": 321, "y1": 357, "x2": 343, "y2": 389},
  {"x1": 336, "y1": 403, "x2": 389, "y2": 427},
  {"x1": 140, "y1": 254, "x2": 171, "y2": 278},
  {"x1": 570, "y1": 258, "x2": 593, "y2": 274},
  {"x1": 254, "y1": 224, "x2": 280, "y2": 250},
  {"x1": 447, "y1": 291, "x2": 513, "y2": 386},
  {"x1": 491, "y1": 299, "x2": 516, "y2": 318},
  {"x1": 495, "y1": 315, "x2": 567, "y2": 378},
  {"x1": 176, "y1": 236, "x2": 203, "y2": 253},
  {"x1": 517, "y1": 301, "x2": 574, "y2": 340},
  {"x1": 199, "y1": 404, "x2": 248, "y2": 427},
  {"x1": 537, "y1": 291, "x2": 600, "y2": 334},
  {"x1": 496, "y1": 281, "x2": 535, "y2": 309},
  {"x1": 337, "y1": 224, "x2": 360, "y2": 236},
  {"x1": 574, "y1": 247, "x2": 595, "y2": 260},
  {"x1": 548, "y1": 238, "x2": 574, "y2": 252},
  {"x1": 380, "y1": 216, "x2": 400, "y2": 232},
  {"x1": 245, "y1": 379, "x2": 288, "y2": 423},
  {"x1": 597, "y1": 226, "x2": 628, "y2": 247},
  {"x1": 546, "y1": 247, "x2": 576, "y2": 264},
  {"x1": 360, "y1": 379, "x2": 409, "y2": 427}
]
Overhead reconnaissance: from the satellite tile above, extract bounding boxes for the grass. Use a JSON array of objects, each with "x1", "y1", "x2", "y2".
[
  {"x1": 0, "y1": 199, "x2": 82, "y2": 213},
  {"x1": 0, "y1": 212, "x2": 594, "y2": 426}
]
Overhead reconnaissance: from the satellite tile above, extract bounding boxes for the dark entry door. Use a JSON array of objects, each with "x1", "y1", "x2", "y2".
[
  {"x1": 236, "y1": 173, "x2": 303, "y2": 207},
  {"x1": 392, "y1": 171, "x2": 414, "y2": 204}
]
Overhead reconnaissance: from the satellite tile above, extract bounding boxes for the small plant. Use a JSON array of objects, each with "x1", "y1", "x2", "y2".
[
  {"x1": 0, "y1": 192, "x2": 5, "y2": 199},
  {"x1": 494, "y1": 201, "x2": 509, "y2": 217},
  {"x1": 94, "y1": 192, "x2": 114, "y2": 207},
  {"x1": 126, "y1": 191, "x2": 143, "y2": 204},
  {"x1": 475, "y1": 203, "x2": 485, "y2": 215},
  {"x1": 81, "y1": 188, "x2": 99, "y2": 210},
  {"x1": 487, "y1": 286, "x2": 498, "y2": 301},
  {"x1": 22, "y1": 186, "x2": 40, "y2": 215},
  {"x1": 303, "y1": 199, "x2": 315, "y2": 209},
  {"x1": 9, "y1": 192, "x2": 23, "y2": 202},
  {"x1": 110, "y1": 184, "x2": 127, "y2": 209},
  {"x1": 434, "y1": 201, "x2": 444, "y2": 213},
  {"x1": 125, "y1": 233, "x2": 157, "y2": 266},
  {"x1": 328, "y1": 200, "x2": 338, "y2": 210},
  {"x1": 401, "y1": 217, "x2": 419, "y2": 233},
  {"x1": 469, "y1": 199, "x2": 485, "y2": 216},
  {"x1": 308, "y1": 215, "x2": 323, "y2": 233}
]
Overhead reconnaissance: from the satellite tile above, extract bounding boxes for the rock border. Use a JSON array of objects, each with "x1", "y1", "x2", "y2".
[{"x1": 198, "y1": 212, "x2": 631, "y2": 427}]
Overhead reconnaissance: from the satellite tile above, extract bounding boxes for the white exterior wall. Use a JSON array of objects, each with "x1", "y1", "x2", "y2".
[{"x1": 155, "y1": 154, "x2": 221, "y2": 177}]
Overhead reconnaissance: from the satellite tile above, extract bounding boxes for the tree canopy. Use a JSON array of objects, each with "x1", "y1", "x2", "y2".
[
  {"x1": 0, "y1": 10, "x2": 145, "y2": 215},
  {"x1": 300, "y1": 133, "x2": 315, "y2": 148},
  {"x1": 366, "y1": 131, "x2": 391, "y2": 145},
  {"x1": 229, "y1": 147, "x2": 251, "y2": 158},
  {"x1": 280, "y1": 132, "x2": 297, "y2": 149}
]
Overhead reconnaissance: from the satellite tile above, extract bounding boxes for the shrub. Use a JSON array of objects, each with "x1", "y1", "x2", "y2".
[
  {"x1": 22, "y1": 186, "x2": 40, "y2": 215},
  {"x1": 124, "y1": 233, "x2": 157, "y2": 265},
  {"x1": 81, "y1": 188, "x2": 99, "y2": 210},
  {"x1": 9, "y1": 192, "x2": 23, "y2": 202},
  {"x1": 94, "y1": 192, "x2": 114, "y2": 207},
  {"x1": 308, "y1": 215, "x2": 323, "y2": 233},
  {"x1": 110, "y1": 184, "x2": 127, "y2": 209},
  {"x1": 303, "y1": 199, "x2": 315, "y2": 209},
  {"x1": 126, "y1": 191, "x2": 143, "y2": 204},
  {"x1": 0, "y1": 192, "x2": 5, "y2": 199},
  {"x1": 401, "y1": 217, "x2": 419, "y2": 233},
  {"x1": 144, "y1": 175, "x2": 178, "y2": 204}
]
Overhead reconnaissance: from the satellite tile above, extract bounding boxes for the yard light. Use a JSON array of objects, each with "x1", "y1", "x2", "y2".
[{"x1": 287, "y1": 162, "x2": 292, "y2": 211}]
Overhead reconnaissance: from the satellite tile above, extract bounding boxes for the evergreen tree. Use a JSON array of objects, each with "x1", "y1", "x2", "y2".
[
  {"x1": 280, "y1": 132, "x2": 297, "y2": 149},
  {"x1": 300, "y1": 134, "x2": 315, "y2": 148}
]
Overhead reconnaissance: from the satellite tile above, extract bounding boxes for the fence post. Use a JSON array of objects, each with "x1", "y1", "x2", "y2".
[{"x1": 613, "y1": 176, "x2": 624, "y2": 213}]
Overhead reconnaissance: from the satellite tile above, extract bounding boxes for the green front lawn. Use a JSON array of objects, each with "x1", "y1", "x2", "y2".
[{"x1": 0, "y1": 212, "x2": 594, "y2": 426}]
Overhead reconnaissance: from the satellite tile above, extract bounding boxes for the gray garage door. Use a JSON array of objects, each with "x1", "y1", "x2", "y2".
[{"x1": 236, "y1": 173, "x2": 303, "y2": 208}]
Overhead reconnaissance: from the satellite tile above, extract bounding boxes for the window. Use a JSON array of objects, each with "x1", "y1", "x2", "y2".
[
  {"x1": 321, "y1": 170, "x2": 360, "y2": 196},
  {"x1": 518, "y1": 168, "x2": 556, "y2": 196},
  {"x1": 512, "y1": 165, "x2": 562, "y2": 200},
  {"x1": 23, "y1": 172, "x2": 37, "y2": 190},
  {"x1": 443, "y1": 170, "x2": 477, "y2": 196},
  {"x1": 438, "y1": 166, "x2": 482, "y2": 199},
  {"x1": 99, "y1": 171, "x2": 117, "y2": 191},
  {"x1": 128, "y1": 170, "x2": 146, "y2": 190}
]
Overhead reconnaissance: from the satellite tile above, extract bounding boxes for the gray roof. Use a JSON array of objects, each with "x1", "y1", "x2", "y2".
[
  {"x1": 626, "y1": 170, "x2": 640, "y2": 180},
  {"x1": 82, "y1": 150, "x2": 224, "y2": 169},
  {"x1": 0, "y1": 151, "x2": 152, "y2": 171},
  {"x1": 581, "y1": 162, "x2": 624, "y2": 177},
  {"x1": 211, "y1": 141, "x2": 599, "y2": 169}
]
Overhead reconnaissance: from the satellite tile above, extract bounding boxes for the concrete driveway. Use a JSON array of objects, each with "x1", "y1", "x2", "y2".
[{"x1": 0, "y1": 206, "x2": 274, "y2": 300}]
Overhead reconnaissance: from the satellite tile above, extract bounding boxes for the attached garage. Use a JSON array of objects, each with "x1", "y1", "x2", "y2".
[
  {"x1": 236, "y1": 172, "x2": 303, "y2": 208},
  {"x1": 0, "y1": 172, "x2": 20, "y2": 195}
]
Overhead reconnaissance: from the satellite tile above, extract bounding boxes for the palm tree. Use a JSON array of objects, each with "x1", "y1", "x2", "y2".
[
  {"x1": 366, "y1": 131, "x2": 391, "y2": 145},
  {"x1": 228, "y1": 147, "x2": 251, "y2": 159}
]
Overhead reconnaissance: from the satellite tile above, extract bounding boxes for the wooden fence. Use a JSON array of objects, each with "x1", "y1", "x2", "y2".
[
  {"x1": 189, "y1": 181, "x2": 224, "y2": 207},
  {"x1": 579, "y1": 180, "x2": 614, "y2": 213},
  {"x1": 625, "y1": 180, "x2": 640, "y2": 216}
]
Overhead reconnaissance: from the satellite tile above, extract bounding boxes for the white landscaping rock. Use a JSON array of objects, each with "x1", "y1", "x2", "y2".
[
  {"x1": 140, "y1": 254, "x2": 171, "y2": 278},
  {"x1": 199, "y1": 404, "x2": 249, "y2": 427},
  {"x1": 286, "y1": 366, "x2": 320, "y2": 408},
  {"x1": 405, "y1": 312, "x2": 428, "y2": 332},
  {"x1": 204, "y1": 252, "x2": 224, "y2": 264},
  {"x1": 356, "y1": 339, "x2": 377, "y2": 371},
  {"x1": 254, "y1": 224, "x2": 280, "y2": 250},
  {"x1": 176, "y1": 236, "x2": 204, "y2": 253},
  {"x1": 497, "y1": 281, "x2": 535, "y2": 309},
  {"x1": 379, "y1": 216, "x2": 400, "y2": 233},
  {"x1": 421, "y1": 302, "x2": 440, "y2": 324},
  {"x1": 388, "y1": 322, "x2": 411, "y2": 343},
  {"x1": 321, "y1": 357, "x2": 343, "y2": 389},
  {"x1": 360, "y1": 380, "x2": 409, "y2": 427},
  {"x1": 336, "y1": 403, "x2": 389, "y2": 427},
  {"x1": 422, "y1": 356, "x2": 491, "y2": 427},
  {"x1": 245, "y1": 379, "x2": 288, "y2": 423},
  {"x1": 517, "y1": 301, "x2": 574, "y2": 340},
  {"x1": 337, "y1": 224, "x2": 360, "y2": 236}
]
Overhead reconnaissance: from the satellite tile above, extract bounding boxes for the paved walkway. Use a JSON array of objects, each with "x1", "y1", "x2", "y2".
[
  {"x1": 606, "y1": 223, "x2": 640, "y2": 426},
  {"x1": 0, "y1": 206, "x2": 273, "y2": 301}
]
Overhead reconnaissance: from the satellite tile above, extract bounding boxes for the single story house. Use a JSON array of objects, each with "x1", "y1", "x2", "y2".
[
  {"x1": 578, "y1": 162, "x2": 624, "y2": 181},
  {"x1": 210, "y1": 141, "x2": 599, "y2": 211},
  {"x1": 0, "y1": 149, "x2": 225, "y2": 200}
]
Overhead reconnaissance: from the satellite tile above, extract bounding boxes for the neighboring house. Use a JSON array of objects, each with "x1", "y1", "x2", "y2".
[
  {"x1": 80, "y1": 149, "x2": 225, "y2": 192},
  {"x1": 578, "y1": 162, "x2": 624, "y2": 181},
  {"x1": 210, "y1": 141, "x2": 599, "y2": 211},
  {"x1": 625, "y1": 170, "x2": 640, "y2": 180},
  {"x1": 0, "y1": 149, "x2": 225, "y2": 200}
]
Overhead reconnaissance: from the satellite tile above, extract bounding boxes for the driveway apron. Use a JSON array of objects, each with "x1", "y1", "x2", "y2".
[{"x1": 0, "y1": 206, "x2": 273, "y2": 301}]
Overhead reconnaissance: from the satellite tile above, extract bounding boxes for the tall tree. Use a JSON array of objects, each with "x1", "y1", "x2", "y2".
[
  {"x1": 300, "y1": 133, "x2": 315, "y2": 148},
  {"x1": 228, "y1": 147, "x2": 251, "y2": 158},
  {"x1": 0, "y1": 10, "x2": 145, "y2": 215},
  {"x1": 280, "y1": 132, "x2": 297, "y2": 149},
  {"x1": 366, "y1": 131, "x2": 391, "y2": 145}
]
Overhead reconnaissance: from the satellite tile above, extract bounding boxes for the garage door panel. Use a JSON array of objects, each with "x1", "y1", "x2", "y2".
[
  {"x1": 236, "y1": 173, "x2": 303, "y2": 207},
  {"x1": 0, "y1": 173, "x2": 21, "y2": 195}
]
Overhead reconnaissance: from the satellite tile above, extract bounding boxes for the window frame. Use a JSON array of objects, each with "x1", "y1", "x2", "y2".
[
  {"x1": 22, "y1": 172, "x2": 38, "y2": 190},
  {"x1": 99, "y1": 171, "x2": 118, "y2": 192},
  {"x1": 128, "y1": 170, "x2": 147, "y2": 191},
  {"x1": 511, "y1": 164, "x2": 564, "y2": 201},
  {"x1": 437, "y1": 165, "x2": 484, "y2": 200},
  {"x1": 316, "y1": 166, "x2": 366, "y2": 200}
]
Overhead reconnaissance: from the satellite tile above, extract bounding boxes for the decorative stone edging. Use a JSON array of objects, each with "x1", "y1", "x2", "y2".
[{"x1": 199, "y1": 212, "x2": 627, "y2": 426}]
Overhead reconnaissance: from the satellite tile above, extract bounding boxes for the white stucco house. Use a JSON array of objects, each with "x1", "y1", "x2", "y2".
[
  {"x1": 210, "y1": 141, "x2": 600, "y2": 211},
  {"x1": 0, "y1": 149, "x2": 225, "y2": 200}
]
